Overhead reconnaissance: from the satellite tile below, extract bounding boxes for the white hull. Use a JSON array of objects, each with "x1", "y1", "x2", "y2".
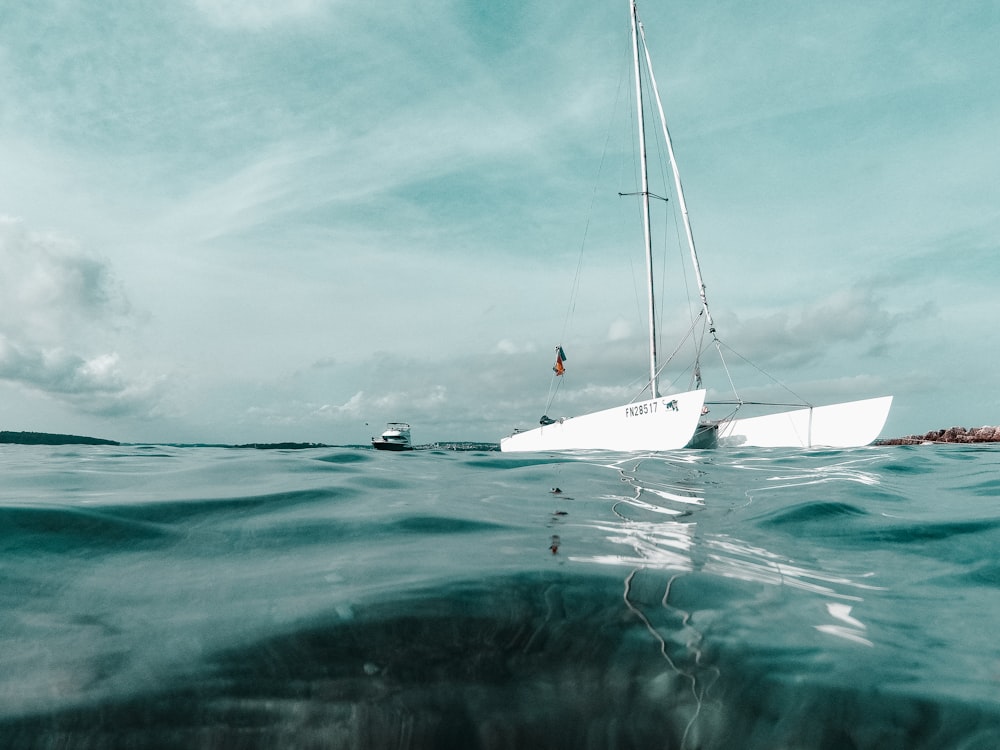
[
  {"x1": 372, "y1": 422, "x2": 412, "y2": 451},
  {"x1": 500, "y1": 389, "x2": 706, "y2": 452},
  {"x1": 499, "y1": 4, "x2": 893, "y2": 453},
  {"x1": 715, "y1": 395, "x2": 893, "y2": 448}
]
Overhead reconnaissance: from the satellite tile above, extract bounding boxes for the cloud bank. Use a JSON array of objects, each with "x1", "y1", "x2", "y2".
[{"x1": 0, "y1": 218, "x2": 159, "y2": 417}]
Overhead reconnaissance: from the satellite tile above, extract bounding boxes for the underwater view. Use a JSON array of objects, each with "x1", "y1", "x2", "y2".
[{"x1": 2, "y1": 443, "x2": 1000, "y2": 748}]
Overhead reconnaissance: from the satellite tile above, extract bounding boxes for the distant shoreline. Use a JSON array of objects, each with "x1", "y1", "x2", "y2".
[
  {"x1": 0, "y1": 432, "x2": 327, "y2": 449},
  {"x1": 0, "y1": 431, "x2": 119, "y2": 446},
  {"x1": 0, "y1": 432, "x2": 498, "y2": 451},
  {"x1": 5, "y1": 428, "x2": 996, "y2": 449}
]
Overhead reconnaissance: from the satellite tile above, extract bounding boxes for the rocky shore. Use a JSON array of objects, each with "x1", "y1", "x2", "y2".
[{"x1": 877, "y1": 426, "x2": 1000, "y2": 446}]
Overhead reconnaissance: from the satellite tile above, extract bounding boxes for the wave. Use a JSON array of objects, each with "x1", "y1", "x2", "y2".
[{"x1": 4, "y1": 444, "x2": 1000, "y2": 748}]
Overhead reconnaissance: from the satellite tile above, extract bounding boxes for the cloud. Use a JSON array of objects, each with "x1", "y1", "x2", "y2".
[
  {"x1": 0, "y1": 341, "x2": 162, "y2": 418},
  {"x1": 494, "y1": 339, "x2": 537, "y2": 355},
  {"x1": 720, "y1": 286, "x2": 902, "y2": 370},
  {"x1": 191, "y1": 0, "x2": 333, "y2": 30},
  {"x1": 240, "y1": 384, "x2": 451, "y2": 439},
  {"x1": 312, "y1": 391, "x2": 365, "y2": 419},
  {"x1": 0, "y1": 217, "x2": 159, "y2": 417},
  {"x1": 0, "y1": 217, "x2": 129, "y2": 341},
  {"x1": 305, "y1": 386, "x2": 449, "y2": 424},
  {"x1": 607, "y1": 318, "x2": 633, "y2": 342}
]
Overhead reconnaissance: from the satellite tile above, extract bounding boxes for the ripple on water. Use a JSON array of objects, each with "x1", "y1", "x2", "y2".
[{"x1": 758, "y1": 501, "x2": 870, "y2": 527}]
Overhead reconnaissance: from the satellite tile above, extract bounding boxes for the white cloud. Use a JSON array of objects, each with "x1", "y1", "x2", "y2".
[
  {"x1": 494, "y1": 339, "x2": 538, "y2": 355},
  {"x1": 0, "y1": 217, "x2": 129, "y2": 341},
  {"x1": 717, "y1": 285, "x2": 904, "y2": 371},
  {"x1": 312, "y1": 391, "x2": 365, "y2": 420},
  {"x1": 191, "y1": 0, "x2": 333, "y2": 30},
  {"x1": 0, "y1": 217, "x2": 159, "y2": 418},
  {"x1": 607, "y1": 318, "x2": 633, "y2": 342}
]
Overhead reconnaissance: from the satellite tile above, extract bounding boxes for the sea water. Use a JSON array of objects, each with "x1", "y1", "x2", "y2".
[{"x1": 1, "y1": 443, "x2": 999, "y2": 749}]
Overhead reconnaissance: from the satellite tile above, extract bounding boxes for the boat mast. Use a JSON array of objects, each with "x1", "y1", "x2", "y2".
[
  {"x1": 637, "y1": 18, "x2": 715, "y2": 339},
  {"x1": 630, "y1": 0, "x2": 659, "y2": 398}
]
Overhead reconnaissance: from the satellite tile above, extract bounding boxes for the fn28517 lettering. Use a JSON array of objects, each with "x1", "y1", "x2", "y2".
[
  {"x1": 625, "y1": 399, "x2": 679, "y2": 418},
  {"x1": 625, "y1": 402, "x2": 656, "y2": 418}
]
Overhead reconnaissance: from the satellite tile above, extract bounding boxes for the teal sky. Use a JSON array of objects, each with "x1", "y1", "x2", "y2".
[{"x1": 1, "y1": 0, "x2": 998, "y2": 444}]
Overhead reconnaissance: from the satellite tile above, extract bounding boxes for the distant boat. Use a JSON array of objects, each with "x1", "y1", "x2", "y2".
[
  {"x1": 500, "y1": 0, "x2": 891, "y2": 452},
  {"x1": 372, "y1": 423, "x2": 413, "y2": 451}
]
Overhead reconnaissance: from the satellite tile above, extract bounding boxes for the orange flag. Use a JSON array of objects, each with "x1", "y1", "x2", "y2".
[{"x1": 552, "y1": 346, "x2": 566, "y2": 376}]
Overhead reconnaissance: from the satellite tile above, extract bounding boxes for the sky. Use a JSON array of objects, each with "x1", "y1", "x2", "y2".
[{"x1": 1, "y1": 0, "x2": 999, "y2": 445}]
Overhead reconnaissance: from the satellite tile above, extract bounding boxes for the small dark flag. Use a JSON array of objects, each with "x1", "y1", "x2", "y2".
[{"x1": 553, "y1": 346, "x2": 567, "y2": 376}]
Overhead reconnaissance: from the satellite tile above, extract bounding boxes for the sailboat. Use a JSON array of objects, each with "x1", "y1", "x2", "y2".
[{"x1": 500, "y1": 0, "x2": 891, "y2": 452}]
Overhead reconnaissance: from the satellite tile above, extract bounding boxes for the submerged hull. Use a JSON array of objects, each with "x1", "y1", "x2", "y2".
[
  {"x1": 715, "y1": 395, "x2": 893, "y2": 448},
  {"x1": 500, "y1": 389, "x2": 706, "y2": 452}
]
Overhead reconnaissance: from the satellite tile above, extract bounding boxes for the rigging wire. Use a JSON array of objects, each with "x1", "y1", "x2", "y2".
[
  {"x1": 542, "y1": 370, "x2": 564, "y2": 417},
  {"x1": 548, "y1": 7, "x2": 812, "y2": 426},
  {"x1": 712, "y1": 339, "x2": 812, "y2": 407},
  {"x1": 633, "y1": 24, "x2": 713, "y2": 398},
  {"x1": 543, "y1": 33, "x2": 635, "y2": 418},
  {"x1": 548, "y1": 11, "x2": 806, "y2": 420},
  {"x1": 621, "y1": 50, "x2": 648, "y2": 344}
]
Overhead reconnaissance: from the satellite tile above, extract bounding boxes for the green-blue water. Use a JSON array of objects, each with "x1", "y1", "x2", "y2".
[{"x1": 2, "y1": 443, "x2": 999, "y2": 748}]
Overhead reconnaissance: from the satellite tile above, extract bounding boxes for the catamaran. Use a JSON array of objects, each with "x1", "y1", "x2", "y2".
[{"x1": 500, "y1": 0, "x2": 891, "y2": 452}]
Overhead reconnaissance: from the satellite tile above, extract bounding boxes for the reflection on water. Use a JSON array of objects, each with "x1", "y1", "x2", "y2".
[
  {"x1": 566, "y1": 450, "x2": 898, "y2": 746},
  {"x1": 818, "y1": 602, "x2": 872, "y2": 646},
  {"x1": 623, "y1": 568, "x2": 716, "y2": 750},
  {"x1": 574, "y1": 450, "x2": 885, "y2": 595},
  {"x1": 580, "y1": 520, "x2": 695, "y2": 569},
  {"x1": 733, "y1": 451, "x2": 890, "y2": 491}
]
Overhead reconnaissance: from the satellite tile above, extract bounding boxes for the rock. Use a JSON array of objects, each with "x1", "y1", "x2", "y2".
[
  {"x1": 974, "y1": 426, "x2": 997, "y2": 441},
  {"x1": 877, "y1": 426, "x2": 1000, "y2": 445}
]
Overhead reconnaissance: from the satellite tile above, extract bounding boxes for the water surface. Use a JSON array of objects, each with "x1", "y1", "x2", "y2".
[{"x1": 2, "y1": 443, "x2": 999, "y2": 748}]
